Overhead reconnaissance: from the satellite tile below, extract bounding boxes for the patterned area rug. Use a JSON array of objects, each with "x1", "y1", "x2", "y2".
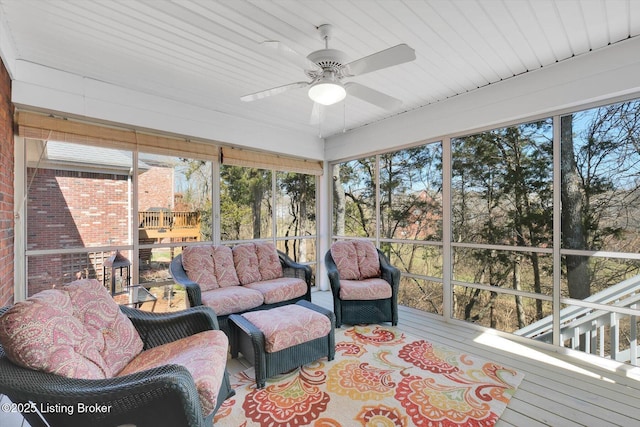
[{"x1": 214, "y1": 325, "x2": 524, "y2": 427}]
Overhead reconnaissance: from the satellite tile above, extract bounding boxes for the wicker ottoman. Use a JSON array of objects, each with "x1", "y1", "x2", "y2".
[{"x1": 229, "y1": 300, "x2": 335, "y2": 388}]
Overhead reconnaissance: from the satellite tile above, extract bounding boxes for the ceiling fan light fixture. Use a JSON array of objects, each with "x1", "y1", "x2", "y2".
[{"x1": 308, "y1": 79, "x2": 346, "y2": 106}]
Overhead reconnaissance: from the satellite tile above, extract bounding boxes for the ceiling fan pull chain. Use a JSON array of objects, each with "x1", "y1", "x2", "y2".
[{"x1": 343, "y1": 101, "x2": 347, "y2": 133}]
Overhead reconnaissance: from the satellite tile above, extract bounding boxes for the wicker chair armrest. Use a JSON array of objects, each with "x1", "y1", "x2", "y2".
[
  {"x1": 121, "y1": 305, "x2": 219, "y2": 350},
  {"x1": 278, "y1": 250, "x2": 312, "y2": 285},
  {"x1": 377, "y1": 249, "x2": 401, "y2": 293},
  {"x1": 169, "y1": 254, "x2": 203, "y2": 306},
  {"x1": 0, "y1": 356, "x2": 206, "y2": 427},
  {"x1": 324, "y1": 250, "x2": 342, "y2": 297}
]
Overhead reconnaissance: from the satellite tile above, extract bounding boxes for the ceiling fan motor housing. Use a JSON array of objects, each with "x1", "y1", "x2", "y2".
[{"x1": 306, "y1": 49, "x2": 348, "y2": 77}]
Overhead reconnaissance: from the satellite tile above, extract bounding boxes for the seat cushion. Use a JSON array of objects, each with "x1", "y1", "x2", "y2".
[
  {"x1": 331, "y1": 241, "x2": 381, "y2": 280},
  {"x1": 233, "y1": 242, "x2": 283, "y2": 285},
  {"x1": 339, "y1": 278, "x2": 392, "y2": 300},
  {"x1": 242, "y1": 304, "x2": 331, "y2": 353},
  {"x1": 244, "y1": 277, "x2": 308, "y2": 305},
  {"x1": 354, "y1": 241, "x2": 381, "y2": 279},
  {"x1": 117, "y1": 330, "x2": 229, "y2": 417},
  {"x1": 62, "y1": 279, "x2": 144, "y2": 376},
  {"x1": 212, "y1": 245, "x2": 240, "y2": 287},
  {"x1": 0, "y1": 279, "x2": 143, "y2": 379},
  {"x1": 232, "y1": 243, "x2": 262, "y2": 285},
  {"x1": 200, "y1": 286, "x2": 264, "y2": 316},
  {"x1": 182, "y1": 245, "x2": 241, "y2": 290},
  {"x1": 255, "y1": 242, "x2": 283, "y2": 281},
  {"x1": 0, "y1": 289, "x2": 109, "y2": 379},
  {"x1": 330, "y1": 241, "x2": 361, "y2": 280},
  {"x1": 182, "y1": 245, "x2": 218, "y2": 291}
]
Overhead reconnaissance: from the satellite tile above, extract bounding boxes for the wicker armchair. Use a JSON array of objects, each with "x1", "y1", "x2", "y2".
[
  {"x1": 0, "y1": 304, "x2": 234, "y2": 427},
  {"x1": 325, "y1": 241, "x2": 400, "y2": 328}
]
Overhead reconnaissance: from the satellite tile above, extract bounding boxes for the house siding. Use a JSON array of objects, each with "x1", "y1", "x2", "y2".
[{"x1": 0, "y1": 58, "x2": 14, "y2": 306}]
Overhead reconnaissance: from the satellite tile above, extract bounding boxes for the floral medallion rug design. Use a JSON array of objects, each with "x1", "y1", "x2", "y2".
[{"x1": 214, "y1": 325, "x2": 524, "y2": 427}]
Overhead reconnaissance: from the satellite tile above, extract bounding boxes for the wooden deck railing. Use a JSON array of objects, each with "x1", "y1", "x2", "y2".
[{"x1": 138, "y1": 210, "x2": 201, "y2": 239}]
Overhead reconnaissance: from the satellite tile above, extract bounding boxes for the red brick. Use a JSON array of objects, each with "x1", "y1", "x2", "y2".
[{"x1": 0, "y1": 58, "x2": 14, "y2": 306}]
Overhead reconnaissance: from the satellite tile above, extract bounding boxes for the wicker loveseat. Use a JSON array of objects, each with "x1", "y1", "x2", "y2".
[
  {"x1": 170, "y1": 242, "x2": 312, "y2": 337},
  {"x1": 325, "y1": 240, "x2": 400, "y2": 328},
  {"x1": 0, "y1": 279, "x2": 234, "y2": 427}
]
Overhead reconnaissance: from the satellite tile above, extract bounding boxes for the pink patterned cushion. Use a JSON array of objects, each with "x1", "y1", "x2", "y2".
[
  {"x1": 200, "y1": 286, "x2": 264, "y2": 316},
  {"x1": 0, "y1": 289, "x2": 109, "y2": 379},
  {"x1": 244, "y1": 277, "x2": 307, "y2": 305},
  {"x1": 62, "y1": 279, "x2": 144, "y2": 376},
  {"x1": 354, "y1": 241, "x2": 381, "y2": 279},
  {"x1": 233, "y1": 243, "x2": 262, "y2": 285},
  {"x1": 118, "y1": 330, "x2": 229, "y2": 417},
  {"x1": 182, "y1": 245, "x2": 218, "y2": 291},
  {"x1": 330, "y1": 241, "x2": 361, "y2": 280},
  {"x1": 255, "y1": 242, "x2": 283, "y2": 281},
  {"x1": 242, "y1": 305, "x2": 331, "y2": 353},
  {"x1": 0, "y1": 279, "x2": 143, "y2": 379},
  {"x1": 212, "y1": 245, "x2": 240, "y2": 287},
  {"x1": 331, "y1": 241, "x2": 381, "y2": 280},
  {"x1": 339, "y1": 278, "x2": 392, "y2": 300}
]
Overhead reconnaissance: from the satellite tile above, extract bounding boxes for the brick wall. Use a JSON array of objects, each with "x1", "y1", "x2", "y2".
[
  {"x1": 26, "y1": 169, "x2": 130, "y2": 295},
  {"x1": 0, "y1": 61, "x2": 14, "y2": 306},
  {"x1": 139, "y1": 166, "x2": 174, "y2": 210},
  {"x1": 0, "y1": 59, "x2": 13, "y2": 306}
]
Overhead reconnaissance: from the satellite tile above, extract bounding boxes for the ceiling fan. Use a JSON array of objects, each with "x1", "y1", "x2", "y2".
[{"x1": 240, "y1": 24, "x2": 416, "y2": 111}]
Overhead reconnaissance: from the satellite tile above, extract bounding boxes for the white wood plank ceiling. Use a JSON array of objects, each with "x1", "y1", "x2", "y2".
[{"x1": 1, "y1": 0, "x2": 639, "y2": 139}]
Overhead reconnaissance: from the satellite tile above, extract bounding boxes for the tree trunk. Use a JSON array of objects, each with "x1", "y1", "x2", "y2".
[
  {"x1": 530, "y1": 252, "x2": 544, "y2": 319},
  {"x1": 299, "y1": 178, "x2": 308, "y2": 262},
  {"x1": 514, "y1": 254, "x2": 526, "y2": 328},
  {"x1": 560, "y1": 115, "x2": 591, "y2": 299},
  {"x1": 252, "y1": 184, "x2": 263, "y2": 239},
  {"x1": 332, "y1": 164, "x2": 346, "y2": 235}
]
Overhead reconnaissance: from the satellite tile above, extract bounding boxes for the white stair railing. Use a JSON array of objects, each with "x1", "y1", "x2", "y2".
[{"x1": 515, "y1": 274, "x2": 640, "y2": 365}]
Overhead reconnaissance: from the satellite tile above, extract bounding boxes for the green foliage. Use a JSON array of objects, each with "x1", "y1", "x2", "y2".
[{"x1": 220, "y1": 165, "x2": 272, "y2": 240}]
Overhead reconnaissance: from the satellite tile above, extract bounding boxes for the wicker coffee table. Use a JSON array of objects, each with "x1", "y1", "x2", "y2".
[{"x1": 229, "y1": 300, "x2": 335, "y2": 388}]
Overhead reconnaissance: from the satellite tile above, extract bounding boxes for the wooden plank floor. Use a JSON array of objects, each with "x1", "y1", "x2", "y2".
[
  {"x1": 308, "y1": 290, "x2": 640, "y2": 427},
  {"x1": 3, "y1": 289, "x2": 640, "y2": 427}
]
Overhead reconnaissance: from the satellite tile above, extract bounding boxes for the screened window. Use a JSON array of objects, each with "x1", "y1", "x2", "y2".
[
  {"x1": 25, "y1": 141, "x2": 134, "y2": 295},
  {"x1": 558, "y1": 100, "x2": 640, "y2": 361},
  {"x1": 451, "y1": 119, "x2": 553, "y2": 247},
  {"x1": 332, "y1": 157, "x2": 376, "y2": 237},
  {"x1": 220, "y1": 165, "x2": 272, "y2": 241},
  {"x1": 379, "y1": 144, "x2": 443, "y2": 241},
  {"x1": 137, "y1": 153, "x2": 213, "y2": 287},
  {"x1": 275, "y1": 171, "x2": 316, "y2": 264}
]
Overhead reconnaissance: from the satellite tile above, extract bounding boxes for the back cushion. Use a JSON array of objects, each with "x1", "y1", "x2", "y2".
[
  {"x1": 0, "y1": 289, "x2": 110, "y2": 379},
  {"x1": 255, "y1": 242, "x2": 283, "y2": 281},
  {"x1": 211, "y1": 245, "x2": 240, "y2": 287},
  {"x1": 233, "y1": 243, "x2": 262, "y2": 285},
  {"x1": 354, "y1": 241, "x2": 381, "y2": 279},
  {"x1": 330, "y1": 241, "x2": 360, "y2": 280},
  {"x1": 182, "y1": 245, "x2": 219, "y2": 291},
  {"x1": 63, "y1": 279, "x2": 144, "y2": 377}
]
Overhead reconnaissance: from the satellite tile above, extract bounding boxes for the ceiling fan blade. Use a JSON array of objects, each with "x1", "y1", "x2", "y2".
[
  {"x1": 240, "y1": 81, "x2": 308, "y2": 102},
  {"x1": 261, "y1": 41, "x2": 321, "y2": 72},
  {"x1": 342, "y1": 44, "x2": 416, "y2": 77},
  {"x1": 345, "y1": 82, "x2": 403, "y2": 110}
]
